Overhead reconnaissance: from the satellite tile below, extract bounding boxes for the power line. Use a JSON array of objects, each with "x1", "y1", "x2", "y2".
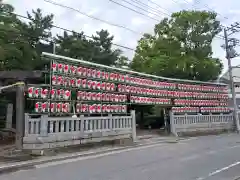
[
  {"x1": 108, "y1": 0, "x2": 161, "y2": 22},
  {"x1": 130, "y1": 0, "x2": 171, "y2": 15},
  {"x1": 42, "y1": 0, "x2": 143, "y2": 36},
  {"x1": 109, "y1": 0, "x2": 224, "y2": 40},
  {"x1": 109, "y1": 0, "x2": 170, "y2": 20},
  {"x1": 12, "y1": 13, "x2": 136, "y2": 52}
]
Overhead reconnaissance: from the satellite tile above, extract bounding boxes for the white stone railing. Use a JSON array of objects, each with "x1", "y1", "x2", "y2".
[
  {"x1": 23, "y1": 110, "x2": 136, "y2": 149},
  {"x1": 170, "y1": 113, "x2": 234, "y2": 136}
]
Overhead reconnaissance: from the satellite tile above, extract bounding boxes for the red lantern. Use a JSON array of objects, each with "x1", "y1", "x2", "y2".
[
  {"x1": 92, "y1": 69, "x2": 96, "y2": 78},
  {"x1": 58, "y1": 63, "x2": 63, "y2": 73},
  {"x1": 62, "y1": 103, "x2": 70, "y2": 113},
  {"x1": 35, "y1": 102, "x2": 41, "y2": 112},
  {"x1": 82, "y1": 67, "x2": 87, "y2": 76},
  {"x1": 70, "y1": 78, "x2": 76, "y2": 87},
  {"x1": 64, "y1": 64, "x2": 69, "y2": 74},
  {"x1": 92, "y1": 81, "x2": 97, "y2": 90},
  {"x1": 57, "y1": 76, "x2": 63, "y2": 85},
  {"x1": 41, "y1": 89, "x2": 48, "y2": 99},
  {"x1": 82, "y1": 79, "x2": 87, "y2": 88},
  {"x1": 110, "y1": 83, "x2": 115, "y2": 91},
  {"x1": 101, "y1": 82, "x2": 106, "y2": 91},
  {"x1": 96, "y1": 93, "x2": 101, "y2": 101},
  {"x1": 96, "y1": 70, "x2": 101, "y2": 79},
  {"x1": 70, "y1": 65, "x2": 77, "y2": 75},
  {"x1": 52, "y1": 62, "x2": 57, "y2": 72},
  {"x1": 87, "y1": 68, "x2": 92, "y2": 77},
  {"x1": 76, "y1": 79, "x2": 81, "y2": 88},
  {"x1": 106, "y1": 83, "x2": 111, "y2": 91},
  {"x1": 77, "y1": 66, "x2": 82, "y2": 76},
  {"x1": 92, "y1": 92, "x2": 96, "y2": 101},
  {"x1": 105, "y1": 72, "x2": 109, "y2": 80},
  {"x1": 97, "y1": 104, "x2": 102, "y2": 113}
]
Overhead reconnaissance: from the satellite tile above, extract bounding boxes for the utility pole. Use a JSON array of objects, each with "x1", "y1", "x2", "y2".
[{"x1": 223, "y1": 24, "x2": 240, "y2": 132}]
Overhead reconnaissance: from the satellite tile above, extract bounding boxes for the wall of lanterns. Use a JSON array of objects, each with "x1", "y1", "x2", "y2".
[{"x1": 26, "y1": 54, "x2": 231, "y2": 115}]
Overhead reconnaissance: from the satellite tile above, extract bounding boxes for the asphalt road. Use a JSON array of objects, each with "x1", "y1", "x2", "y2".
[{"x1": 2, "y1": 134, "x2": 240, "y2": 180}]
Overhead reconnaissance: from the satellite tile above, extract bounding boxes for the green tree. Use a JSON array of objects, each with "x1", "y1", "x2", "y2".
[
  {"x1": 131, "y1": 10, "x2": 223, "y2": 81},
  {"x1": 22, "y1": 8, "x2": 54, "y2": 70},
  {"x1": 56, "y1": 29, "x2": 123, "y2": 66},
  {"x1": 0, "y1": 0, "x2": 37, "y2": 70},
  {"x1": 91, "y1": 30, "x2": 122, "y2": 66}
]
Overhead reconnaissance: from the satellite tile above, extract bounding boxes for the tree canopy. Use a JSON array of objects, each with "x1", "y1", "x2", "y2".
[
  {"x1": 0, "y1": 1, "x2": 129, "y2": 71},
  {"x1": 131, "y1": 10, "x2": 223, "y2": 81}
]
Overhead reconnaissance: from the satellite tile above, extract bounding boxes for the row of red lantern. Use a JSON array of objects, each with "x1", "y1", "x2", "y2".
[
  {"x1": 174, "y1": 99, "x2": 220, "y2": 106},
  {"x1": 77, "y1": 91, "x2": 127, "y2": 102},
  {"x1": 51, "y1": 62, "x2": 177, "y2": 89},
  {"x1": 178, "y1": 84, "x2": 228, "y2": 93},
  {"x1": 76, "y1": 104, "x2": 127, "y2": 113},
  {"x1": 118, "y1": 84, "x2": 228, "y2": 99},
  {"x1": 28, "y1": 87, "x2": 71, "y2": 100},
  {"x1": 52, "y1": 62, "x2": 126, "y2": 82},
  {"x1": 200, "y1": 107, "x2": 232, "y2": 113},
  {"x1": 52, "y1": 75, "x2": 116, "y2": 91},
  {"x1": 172, "y1": 107, "x2": 199, "y2": 113},
  {"x1": 35, "y1": 102, "x2": 71, "y2": 113},
  {"x1": 128, "y1": 76, "x2": 176, "y2": 89},
  {"x1": 130, "y1": 96, "x2": 171, "y2": 105}
]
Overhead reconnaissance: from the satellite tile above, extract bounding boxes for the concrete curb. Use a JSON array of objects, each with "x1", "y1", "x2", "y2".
[{"x1": 0, "y1": 138, "x2": 182, "y2": 174}]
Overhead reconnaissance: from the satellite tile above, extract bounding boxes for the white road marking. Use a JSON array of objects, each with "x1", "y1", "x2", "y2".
[{"x1": 196, "y1": 161, "x2": 240, "y2": 180}]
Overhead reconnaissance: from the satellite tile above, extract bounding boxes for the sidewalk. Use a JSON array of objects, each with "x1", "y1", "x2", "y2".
[{"x1": 0, "y1": 135, "x2": 180, "y2": 174}]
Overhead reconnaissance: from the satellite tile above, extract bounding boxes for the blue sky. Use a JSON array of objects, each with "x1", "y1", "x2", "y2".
[{"x1": 5, "y1": 0, "x2": 240, "y2": 74}]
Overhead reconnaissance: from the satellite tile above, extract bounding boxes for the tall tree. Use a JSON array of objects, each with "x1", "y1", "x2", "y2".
[
  {"x1": 131, "y1": 10, "x2": 223, "y2": 81},
  {"x1": 56, "y1": 29, "x2": 123, "y2": 66},
  {"x1": 22, "y1": 8, "x2": 54, "y2": 70},
  {"x1": 0, "y1": 0, "x2": 37, "y2": 70},
  {"x1": 91, "y1": 30, "x2": 122, "y2": 66}
]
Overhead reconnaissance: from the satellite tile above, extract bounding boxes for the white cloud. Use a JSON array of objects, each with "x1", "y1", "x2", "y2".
[
  {"x1": 131, "y1": 17, "x2": 146, "y2": 26},
  {"x1": 5, "y1": 0, "x2": 240, "y2": 72}
]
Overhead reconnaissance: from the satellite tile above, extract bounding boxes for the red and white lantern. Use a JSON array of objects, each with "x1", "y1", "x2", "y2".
[
  {"x1": 82, "y1": 67, "x2": 87, "y2": 76},
  {"x1": 64, "y1": 64, "x2": 69, "y2": 74},
  {"x1": 76, "y1": 103, "x2": 81, "y2": 113},
  {"x1": 110, "y1": 83, "x2": 115, "y2": 91},
  {"x1": 41, "y1": 89, "x2": 48, "y2": 99},
  {"x1": 70, "y1": 65, "x2": 77, "y2": 75},
  {"x1": 28, "y1": 87, "x2": 34, "y2": 98},
  {"x1": 58, "y1": 63, "x2": 63, "y2": 73},
  {"x1": 76, "y1": 79, "x2": 81, "y2": 88},
  {"x1": 82, "y1": 79, "x2": 87, "y2": 88},
  {"x1": 52, "y1": 75, "x2": 57, "y2": 85},
  {"x1": 97, "y1": 104, "x2": 102, "y2": 113},
  {"x1": 57, "y1": 76, "x2": 63, "y2": 85},
  {"x1": 62, "y1": 103, "x2": 70, "y2": 113},
  {"x1": 35, "y1": 102, "x2": 41, "y2": 112},
  {"x1": 50, "y1": 89, "x2": 56, "y2": 99},
  {"x1": 52, "y1": 62, "x2": 57, "y2": 72},
  {"x1": 77, "y1": 66, "x2": 82, "y2": 76},
  {"x1": 92, "y1": 81, "x2": 97, "y2": 90},
  {"x1": 106, "y1": 83, "x2": 111, "y2": 91},
  {"x1": 56, "y1": 103, "x2": 62, "y2": 113},
  {"x1": 41, "y1": 102, "x2": 48, "y2": 113},
  {"x1": 87, "y1": 68, "x2": 92, "y2": 77},
  {"x1": 77, "y1": 91, "x2": 83, "y2": 100},
  {"x1": 70, "y1": 78, "x2": 76, "y2": 87},
  {"x1": 50, "y1": 103, "x2": 56, "y2": 113},
  {"x1": 101, "y1": 82, "x2": 106, "y2": 91},
  {"x1": 96, "y1": 93, "x2": 101, "y2": 101},
  {"x1": 64, "y1": 90, "x2": 71, "y2": 100},
  {"x1": 92, "y1": 69, "x2": 96, "y2": 78},
  {"x1": 96, "y1": 82, "x2": 101, "y2": 90},
  {"x1": 96, "y1": 70, "x2": 101, "y2": 78}
]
